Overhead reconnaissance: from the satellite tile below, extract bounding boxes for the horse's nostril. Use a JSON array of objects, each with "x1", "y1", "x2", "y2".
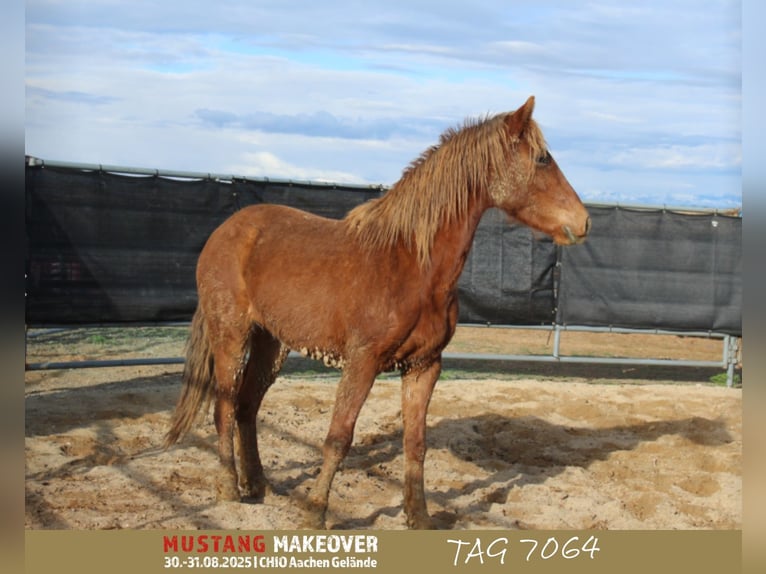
[{"x1": 584, "y1": 216, "x2": 592, "y2": 235}]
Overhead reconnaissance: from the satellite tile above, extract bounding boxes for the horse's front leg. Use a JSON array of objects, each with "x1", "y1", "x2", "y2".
[
  {"x1": 304, "y1": 359, "x2": 377, "y2": 529},
  {"x1": 401, "y1": 359, "x2": 441, "y2": 529}
]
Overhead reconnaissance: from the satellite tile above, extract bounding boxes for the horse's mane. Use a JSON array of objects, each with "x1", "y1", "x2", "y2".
[{"x1": 344, "y1": 112, "x2": 547, "y2": 267}]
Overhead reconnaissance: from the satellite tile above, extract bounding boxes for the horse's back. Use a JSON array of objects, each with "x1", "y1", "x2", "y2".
[
  {"x1": 209, "y1": 203, "x2": 338, "y2": 242},
  {"x1": 199, "y1": 204, "x2": 344, "y2": 275},
  {"x1": 198, "y1": 204, "x2": 391, "y2": 349}
]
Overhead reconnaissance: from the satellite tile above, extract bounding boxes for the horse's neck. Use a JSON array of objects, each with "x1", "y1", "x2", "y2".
[{"x1": 424, "y1": 192, "x2": 492, "y2": 290}]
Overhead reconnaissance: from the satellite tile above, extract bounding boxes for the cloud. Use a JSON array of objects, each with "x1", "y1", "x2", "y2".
[
  {"x1": 26, "y1": 85, "x2": 119, "y2": 106},
  {"x1": 194, "y1": 108, "x2": 444, "y2": 141},
  {"x1": 194, "y1": 108, "x2": 238, "y2": 128},
  {"x1": 230, "y1": 151, "x2": 366, "y2": 184},
  {"x1": 608, "y1": 142, "x2": 741, "y2": 171},
  {"x1": 24, "y1": 0, "x2": 741, "y2": 208}
]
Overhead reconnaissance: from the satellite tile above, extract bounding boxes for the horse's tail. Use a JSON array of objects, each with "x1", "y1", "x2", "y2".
[{"x1": 164, "y1": 307, "x2": 216, "y2": 448}]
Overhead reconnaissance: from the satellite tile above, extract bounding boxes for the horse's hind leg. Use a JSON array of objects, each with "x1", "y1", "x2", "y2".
[
  {"x1": 236, "y1": 328, "x2": 288, "y2": 500},
  {"x1": 212, "y1": 353, "x2": 244, "y2": 501},
  {"x1": 208, "y1": 319, "x2": 252, "y2": 501}
]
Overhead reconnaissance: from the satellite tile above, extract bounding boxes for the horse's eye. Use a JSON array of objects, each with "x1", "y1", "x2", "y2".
[{"x1": 536, "y1": 151, "x2": 552, "y2": 166}]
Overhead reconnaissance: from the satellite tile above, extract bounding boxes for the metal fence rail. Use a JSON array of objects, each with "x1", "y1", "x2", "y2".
[{"x1": 24, "y1": 323, "x2": 741, "y2": 387}]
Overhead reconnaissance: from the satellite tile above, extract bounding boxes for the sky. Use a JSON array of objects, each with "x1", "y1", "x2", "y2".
[{"x1": 25, "y1": 0, "x2": 742, "y2": 209}]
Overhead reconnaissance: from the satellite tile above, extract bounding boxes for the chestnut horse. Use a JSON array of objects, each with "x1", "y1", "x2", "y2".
[{"x1": 165, "y1": 96, "x2": 590, "y2": 529}]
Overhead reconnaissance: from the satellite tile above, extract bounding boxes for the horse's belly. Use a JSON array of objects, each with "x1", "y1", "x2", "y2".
[{"x1": 240, "y1": 216, "x2": 390, "y2": 358}]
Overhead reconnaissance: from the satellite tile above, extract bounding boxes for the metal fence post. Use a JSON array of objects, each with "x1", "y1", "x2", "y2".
[
  {"x1": 553, "y1": 324, "x2": 561, "y2": 360},
  {"x1": 725, "y1": 335, "x2": 740, "y2": 388}
]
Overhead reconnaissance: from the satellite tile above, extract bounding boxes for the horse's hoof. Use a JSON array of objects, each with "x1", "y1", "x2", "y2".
[
  {"x1": 301, "y1": 503, "x2": 327, "y2": 530},
  {"x1": 406, "y1": 514, "x2": 435, "y2": 530},
  {"x1": 216, "y1": 480, "x2": 241, "y2": 502},
  {"x1": 240, "y1": 480, "x2": 272, "y2": 502},
  {"x1": 301, "y1": 513, "x2": 326, "y2": 530}
]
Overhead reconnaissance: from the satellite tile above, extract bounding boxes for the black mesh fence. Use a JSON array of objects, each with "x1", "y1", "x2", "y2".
[
  {"x1": 26, "y1": 167, "x2": 232, "y2": 323},
  {"x1": 457, "y1": 208, "x2": 557, "y2": 325},
  {"x1": 25, "y1": 164, "x2": 741, "y2": 336},
  {"x1": 24, "y1": 166, "x2": 382, "y2": 323},
  {"x1": 557, "y1": 206, "x2": 741, "y2": 335}
]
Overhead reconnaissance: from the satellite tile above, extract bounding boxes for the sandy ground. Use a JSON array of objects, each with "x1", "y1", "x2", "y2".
[{"x1": 25, "y1": 329, "x2": 742, "y2": 530}]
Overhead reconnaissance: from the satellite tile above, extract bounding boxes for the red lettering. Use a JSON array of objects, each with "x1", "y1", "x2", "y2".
[
  {"x1": 197, "y1": 535, "x2": 208, "y2": 553},
  {"x1": 181, "y1": 536, "x2": 195, "y2": 553},
  {"x1": 254, "y1": 536, "x2": 266, "y2": 553},
  {"x1": 163, "y1": 536, "x2": 178, "y2": 553},
  {"x1": 164, "y1": 533, "x2": 267, "y2": 554},
  {"x1": 223, "y1": 536, "x2": 235, "y2": 553}
]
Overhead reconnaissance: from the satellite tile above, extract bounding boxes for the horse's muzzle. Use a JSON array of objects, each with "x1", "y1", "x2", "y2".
[{"x1": 562, "y1": 216, "x2": 590, "y2": 245}]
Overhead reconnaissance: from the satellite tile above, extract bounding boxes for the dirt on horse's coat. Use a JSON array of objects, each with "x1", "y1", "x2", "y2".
[{"x1": 165, "y1": 96, "x2": 591, "y2": 529}]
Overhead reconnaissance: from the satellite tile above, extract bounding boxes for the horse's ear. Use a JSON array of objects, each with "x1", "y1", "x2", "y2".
[{"x1": 506, "y1": 96, "x2": 535, "y2": 135}]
